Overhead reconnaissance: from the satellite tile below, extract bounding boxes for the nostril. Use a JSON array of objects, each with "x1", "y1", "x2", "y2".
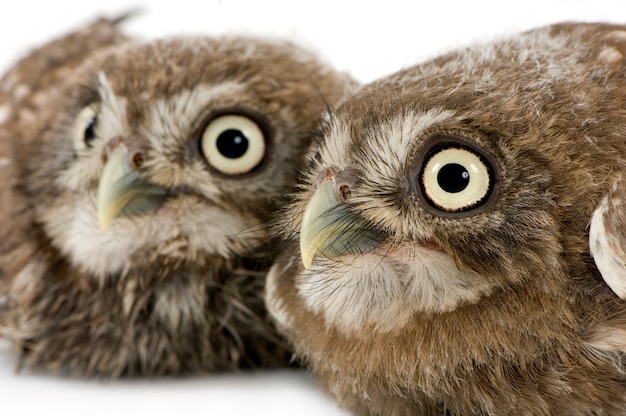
[
  {"x1": 338, "y1": 184, "x2": 351, "y2": 201},
  {"x1": 335, "y1": 166, "x2": 359, "y2": 202},
  {"x1": 127, "y1": 136, "x2": 150, "y2": 170},
  {"x1": 131, "y1": 151, "x2": 145, "y2": 169}
]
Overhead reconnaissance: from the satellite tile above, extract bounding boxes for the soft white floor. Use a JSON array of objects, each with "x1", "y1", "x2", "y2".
[
  {"x1": 1, "y1": 1, "x2": 626, "y2": 415},
  {"x1": 0, "y1": 339, "x2": 347, "y2": 416}
]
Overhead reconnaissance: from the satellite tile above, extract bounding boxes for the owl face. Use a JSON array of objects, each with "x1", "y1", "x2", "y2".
[
  {"x1": 270, "y1": 77, "x2": 561, "y2": 334},
  {"x1": 268, "y1": 23, "x2": 622, "y2": 335},
  {"x1": 271, "y1": 112, "x2": 558, "y2": 333},
  {"x1": 266, "y1": 22, "x2": 626, "y2": 414},
  {"x1": 24, "y1": 37, "x2": 349, "y2": 277},
  {"x1": 0, "y1": 20, "x2": 360, "y2": 376}
]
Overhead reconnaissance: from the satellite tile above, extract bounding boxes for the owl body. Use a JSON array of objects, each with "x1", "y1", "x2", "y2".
[
  {"x1": 268, "y1": 23, "x2": 626, "y2": 414},
  {"x1": 0, "y1": 18, "x2": 355, "y2": 376}
]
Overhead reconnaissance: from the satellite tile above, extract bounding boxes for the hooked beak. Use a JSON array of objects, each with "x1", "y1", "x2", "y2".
[
  {"x1": 299, "y1": 171, "x2": 382, "y2": 268},
  {"x1": 96, "y1": 142, "x2": 167, "y2": 233}
]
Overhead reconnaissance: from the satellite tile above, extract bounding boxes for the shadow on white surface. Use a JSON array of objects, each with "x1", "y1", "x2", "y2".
[{"x1": 0, "y1": 339, "x2": 348, "y2": 416}]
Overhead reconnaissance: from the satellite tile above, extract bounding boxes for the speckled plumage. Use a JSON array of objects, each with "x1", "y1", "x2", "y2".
[
  {"x1": 0, "y1": 17, "x2": 356, "y2": 377},
  {"x1": 268, "y1": 23, "x2": 626, "y2": 415}
]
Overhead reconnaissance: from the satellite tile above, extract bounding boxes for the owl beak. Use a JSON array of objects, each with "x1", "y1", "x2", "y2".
[
  {"x1": 96, "y1": 145, "x2": 167, "y2": 233},
  {"x1": 300, "y1": 178, "x2": 380, "y2": 268}
]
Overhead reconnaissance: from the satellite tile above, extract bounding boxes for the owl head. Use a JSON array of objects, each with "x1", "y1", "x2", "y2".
[
  {"x1": 15, "y1": 33, "x2": 354, "y2": 277},
  {"x1": 0, "y1": 18, "x2": 356, "y2": 376},
  {"x1": 267, "y1": 22, "x2": 626, "y2": 414}
]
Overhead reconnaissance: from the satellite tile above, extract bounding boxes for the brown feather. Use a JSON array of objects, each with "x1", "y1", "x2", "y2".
[
  {"x1": 268, "y1": 22, "x2": 626, "y2": 414},
  {"x1": 0, "y1": 18, "x2": 356, "y2": 377}
]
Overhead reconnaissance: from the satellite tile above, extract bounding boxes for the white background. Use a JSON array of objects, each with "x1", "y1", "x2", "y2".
[{"x1": 1, "y1": 1, "x2": 625, "y2": 415}]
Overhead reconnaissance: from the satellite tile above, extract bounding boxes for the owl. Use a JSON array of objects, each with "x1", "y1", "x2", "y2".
[
  {"x1": 267, "y1": 22, "x2": 626, "y2": 415},
  {"x1": 0, "y1": 17, "x2": 355, "y2": 377}
]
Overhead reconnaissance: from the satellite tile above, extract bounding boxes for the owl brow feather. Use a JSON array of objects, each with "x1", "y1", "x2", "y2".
[
  {"x1": 95, "y1": 72, "x2": 118, "y2": 108},
  {"x1": 75, "y1": 82, "x2": 101, "y2": 107}
]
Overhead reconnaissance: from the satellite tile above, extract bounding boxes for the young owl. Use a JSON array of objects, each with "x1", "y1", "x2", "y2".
[
  {"x1": 267, "y1": 22, "x2": 626, "y2": 415},
  {"x1": 0, "y1": 17, "x2": 355, "y2": 377}
]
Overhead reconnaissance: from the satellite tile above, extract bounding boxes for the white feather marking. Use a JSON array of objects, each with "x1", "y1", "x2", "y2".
[
  {"x1": 598, "y1": 47, "x2": 623, "y2": 64},
  {"x1": 297, "y1": 245, "x2": 493, "y2": 333},
  {"x1": 153, "y1": 278, "x2": 207, "y2": 329},
  {"x1": 362, "y1": 108, "x2": 453, "y2": 178},
  {"x1": 43, "y1": 194, "x2": 264, "y2": 276},
  {"x1": 147, "y1": 81, "x2": 245, "y2": 156},
  {"x1": 97, "y1": 72, "x2": 129, "y2": 135},
  {"x1": 11, "y1": 261, "x2": 48, "y2": 305},
  {"x1": 585, "y1": 323, "x2": 626, "y2": 353},
  {"x1": 0, "y1": 104, "x2": 11, "y2": 124},
  {"x1": 590, "y1": 197, "x2": 626, "y2": 299},
  {"x1": 606, "y1": 30, "x2": 626, "y2": 41},
  {"x1": 265, "y1": 260, "x2": 294, "y2": 330},
  {"x1": 317, "y1": 122, "x2": 351, "y2": 171},
  {"x1": 12, "y1": 84, "x2": 30, "y2": 100},
  {"x1": 312, "y1": 108, "x2": 452, "y2": 193}
]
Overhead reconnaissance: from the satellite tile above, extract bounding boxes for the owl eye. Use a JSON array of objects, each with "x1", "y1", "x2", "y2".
[
  {"x1": 200, "y1": 114, "x2": 266, "y2": 175},
  {"x1": 420, "y1": 143, "x2": 495, "y2": 213},
  {"x1": 72, "y1": 104, "x2": 99, "y2": 150}
]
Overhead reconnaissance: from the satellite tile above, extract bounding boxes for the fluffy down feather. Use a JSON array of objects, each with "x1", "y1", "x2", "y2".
[
  {"x1": 268, "y1": 22, "x2": 626, "y2": 415},
  {"x1": 0, "y1": 17, "x2": 356, "y2": 377}
]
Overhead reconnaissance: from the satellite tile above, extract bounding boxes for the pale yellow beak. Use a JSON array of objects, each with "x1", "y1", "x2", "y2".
[
  {"x1": 299, "y1": 179, "x2": 381, "y2": 268},
  {"x1": 96, "y1": 147, "x2": 166, "y2": 233}
]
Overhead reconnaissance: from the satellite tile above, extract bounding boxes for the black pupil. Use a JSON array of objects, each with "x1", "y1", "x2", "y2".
[
  {"x1": 84, "y1": 116, "x2": 97, "y2": 146},
  {"x1": 437, "y1": 163, "x2": 470, "y2": 193},
  {"x1": 216, "y1": 129, "x2": 249, "y2": 159}
]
